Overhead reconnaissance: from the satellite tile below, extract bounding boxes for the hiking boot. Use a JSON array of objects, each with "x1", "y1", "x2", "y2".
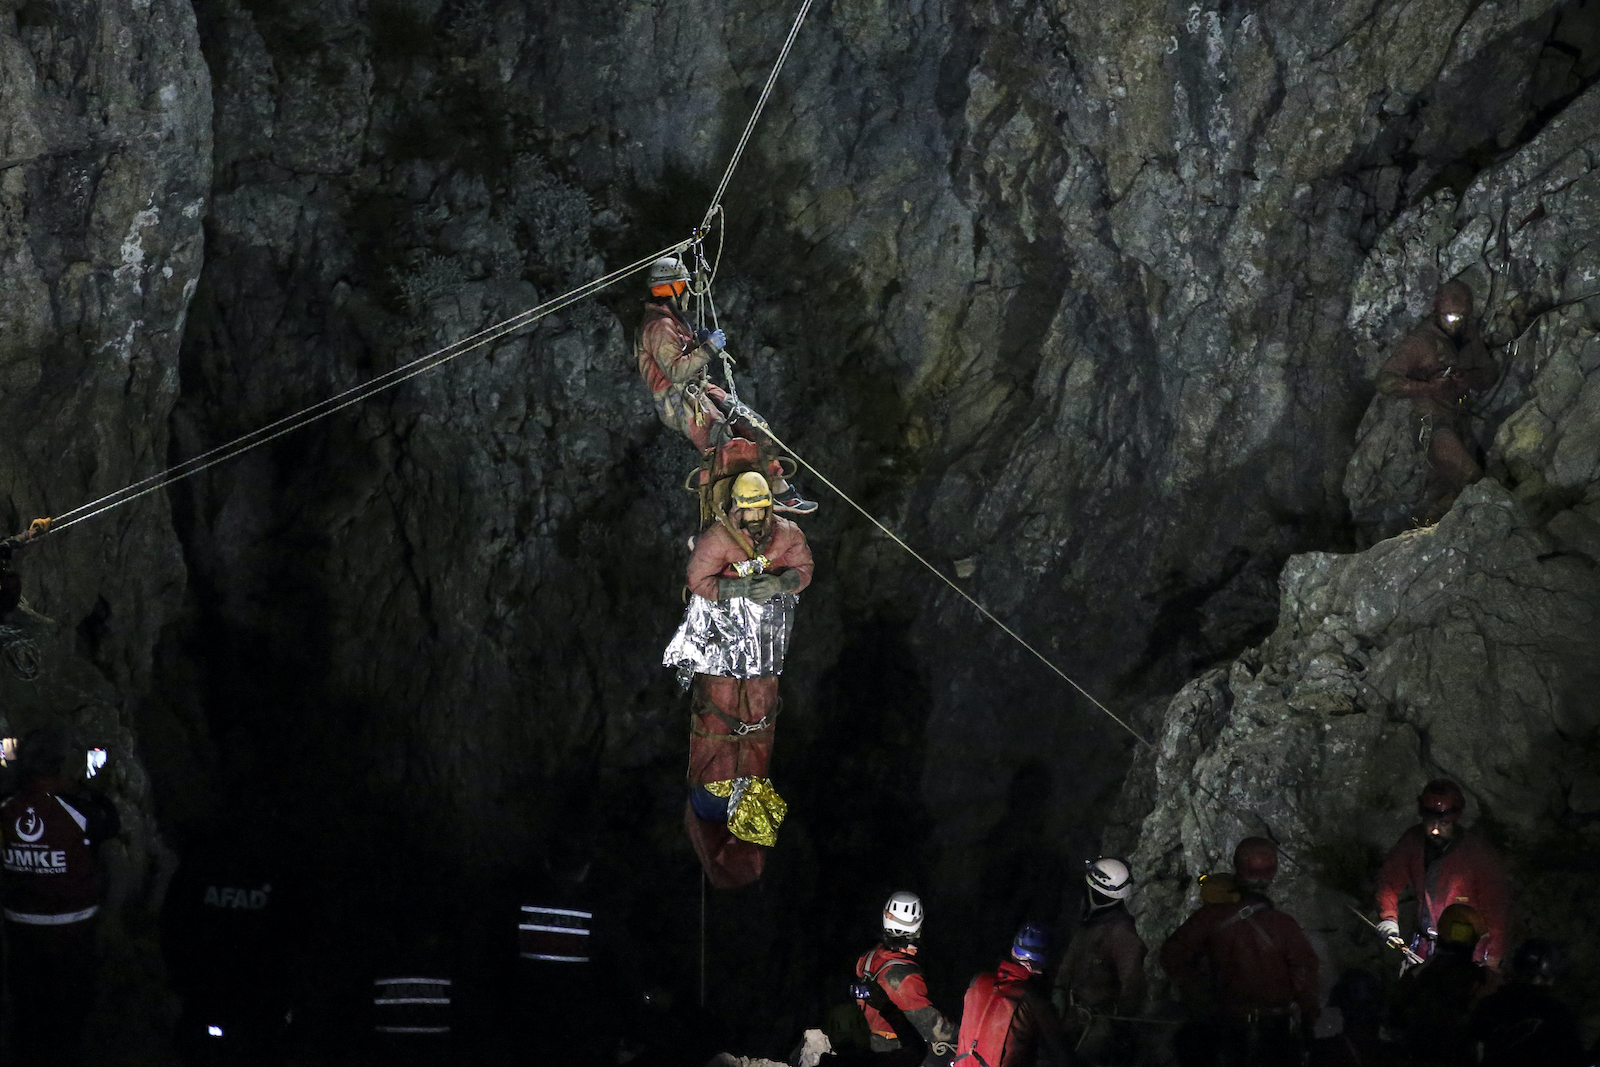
[{"x1": 773, "y1": 487, "x2": 818, "y2": 515}]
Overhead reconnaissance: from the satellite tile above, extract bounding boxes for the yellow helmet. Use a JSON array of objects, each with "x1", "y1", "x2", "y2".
[{"x1": 731, "y1": 472, "x2": 771, "y2": 510}]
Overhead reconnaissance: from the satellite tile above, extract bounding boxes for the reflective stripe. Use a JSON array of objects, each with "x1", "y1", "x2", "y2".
[
  {"x1": 518, "y1": 923, "x2": 592, "y2": 934},
  {"x1": 373, "y1": 997, "x2": 451, "y2": 1006},
  {"x1": 54, "y1": 796, "x2": 88, "y2": 834},
  {"x1": 521, "y1": 905, "x2": 592, "y2": 919},
  {"x1": 4, "y1": 905, "x2": 99, "y2": 925},
  {"x1": 375, "y1": 979, "x2": 451, "y2": 986},
  {"x1": 521, "y1": 952, "x2": 590, "y2": 962},
  {"x1": 375, "y1": 1026, "x2": 451, "y2": 1034}
]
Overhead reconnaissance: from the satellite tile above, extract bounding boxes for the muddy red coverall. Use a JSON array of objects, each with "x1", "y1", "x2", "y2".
[
  {"x1": 956, "y1": 959, "x2": 1070, "y2": 1067},
  {"x1": 1160, "y1": 891, "x2": 1320, "y2": 1024},
  {"x1": 636, "y1": 302, "x2": 727, "y2": 451},
  {"x1": 681, "y1": 517, "x2": 812, "y2": 888},
  {"x1": 856, "y1": 944, "x2": 958, "y2": 1055},
  {"x1": 1376, "y1": 825, "x2": 1510, "y2": 967},
  {"x1": 1376, "y1": 281, "x2": 1498, "y2": 517}
]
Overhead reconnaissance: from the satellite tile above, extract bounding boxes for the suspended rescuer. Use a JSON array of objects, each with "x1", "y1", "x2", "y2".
[
  {"x1": 0, "y1": 725, "x2": 121, "y2": 1067},
  {"x1": 1052, "y1": 858, "x2": 1146, "y2": 1066},
  {"x1": 854, "y1": 892, "x2": 959, "y2": 1067},
  {"x1": 1385, "y1": 903, "x2": 1499, "y2": 1066},
  {"x1": 635, "y1": 256, "x2": 816, "y2": 513},
  {"x1": 1160, "y1": 837, "x2": 1319, "y2": 1067},
  {"x1": 1375, "y1": 279, "x2": 1498, "y2": 524},
  {"x1": 1374, "y1": 779, "x2": 1509, "y2": 969},
  {"x1": 1467, "y1": 938, "x2": 1584, "y2": 1067},
  {"x1": 955, "y1": 922, "x2": 1072, "y2": 1067},
  {"x1": 665, "y1": 471, "x2": 813, "y2": 887}
]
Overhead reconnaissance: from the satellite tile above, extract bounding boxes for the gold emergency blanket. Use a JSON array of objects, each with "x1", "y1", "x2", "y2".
[{"x1": 702, "y1": 776, "x2": 787, "y2": 847}]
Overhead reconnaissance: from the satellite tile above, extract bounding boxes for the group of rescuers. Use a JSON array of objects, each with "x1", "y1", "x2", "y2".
[
  {"x1": 0, "y1": 266, "x2": 1535, "y2": 1062},
  {"x1": 839, "y1": 781, "x2": 1584, "y2": 1067}
]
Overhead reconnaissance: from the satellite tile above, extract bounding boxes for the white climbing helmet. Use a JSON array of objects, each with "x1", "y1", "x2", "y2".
[
  {"x1": 648, "y1": 255, "x2": 691, "y2": 292},
  {"x1": 1086, "y1": 858, "x2": 1132, "y2": 902},
  {"x1": 882, "y1": 891, "x2": 924, "y2": 937}
]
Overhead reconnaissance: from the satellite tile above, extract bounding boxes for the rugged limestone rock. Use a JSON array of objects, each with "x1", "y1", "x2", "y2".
[
  {"x1": 3, "y1": 0, "x2": 1600, "y2": 1056},
  {"x1": 0, "y1": 0, "x2": 210, "y2": 1058},
  {"x1": 1121, "y1": 76, "x2": 1600, "y2": 1027}
]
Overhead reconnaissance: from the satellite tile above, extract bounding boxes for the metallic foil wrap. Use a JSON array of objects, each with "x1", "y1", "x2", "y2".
[
  {"x1": 663, "y1": 592, "x2": 799, "y2": 678},
  {"x1": 703, "y1": 776, "x2": 787, "y2": 847}
]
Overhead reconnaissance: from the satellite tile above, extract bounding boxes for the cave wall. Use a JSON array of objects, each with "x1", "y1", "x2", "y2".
[
  {"x1": 0, "y1": 0, "x2": 210, "y2": 1057},
  {"x1": 1114, "y1": 73, "x2": 1600, "y2": 1033},
  {"x1": 2, "y1": 0, "x2": 1600, "y2": 1058}
]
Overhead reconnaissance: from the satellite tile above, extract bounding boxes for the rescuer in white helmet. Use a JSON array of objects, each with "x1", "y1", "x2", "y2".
[
  {"x1": 853, "y1": 891, "x2": 957, "y2": 1064},
  {"x1": 1052, "y1": 858, "x2": 1147, "y2": 1065}
]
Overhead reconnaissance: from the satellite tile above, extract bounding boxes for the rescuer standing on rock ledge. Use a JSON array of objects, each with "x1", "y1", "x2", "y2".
[
  {"x1": 0, "y1": 726, "x2": 121, "y2": 1067},
  {"x1": 1376, "y1": 279, "x2": 1498, "y2": 525},
  {"x1": 1374, "y1": 779, "x2": 1509, "y2": 970}
]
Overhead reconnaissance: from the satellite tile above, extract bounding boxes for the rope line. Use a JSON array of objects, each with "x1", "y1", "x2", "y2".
[
  {"x1": 45, "y1": 242, "x2": 686, "y2": 535},
  {"x1": 700, "y1": 0, "x2": 817, "y2": 230},
  {"x1": 735, "y1": 407, "x2": 1155, "y2": 749}
]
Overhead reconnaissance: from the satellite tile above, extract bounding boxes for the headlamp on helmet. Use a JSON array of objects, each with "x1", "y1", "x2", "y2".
[
  {"x1": 1086, "y1": 857, "x2": 1132, "y2": 903},
  {"x1": 1418, "y1": 780, "x2": 1465, "y2": 822}
]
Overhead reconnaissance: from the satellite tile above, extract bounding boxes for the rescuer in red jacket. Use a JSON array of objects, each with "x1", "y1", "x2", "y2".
[
  {"x1": 1375, "y1": 279, "x2": 1498, "y2": 524},
  {"x1": 1374, "y1": 779, "x2": 1510, "y2": 968},
  {"x1": 635, "y1": 256, "x2": 815, "y2": 513},
  {"x1": 0, "y1": 725, "x2": 121, "y2": 1067},
  {"x1": 855, "y1": 891, "x2": 958, "y2": 1065},
  {"x1": 955, "y1": 922, "x2": 1071, "y2": 1067},
  {"x1": 1161, "y1": 837, "x2": 1319, "y2": 1066}
]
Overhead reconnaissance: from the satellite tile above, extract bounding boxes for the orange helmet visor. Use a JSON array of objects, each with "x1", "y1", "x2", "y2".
[{"x1": 650, "y1": 279, "x2": 689, "y2": 298}]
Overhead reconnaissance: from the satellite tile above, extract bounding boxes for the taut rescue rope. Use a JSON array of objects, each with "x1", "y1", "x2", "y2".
[{"x1": 42, "y1": 242, "x2": 686, "y2": 535}]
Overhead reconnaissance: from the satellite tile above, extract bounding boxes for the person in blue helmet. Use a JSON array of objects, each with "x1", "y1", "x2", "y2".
[{"x1": 955, "y1": 923, "x2": 1072, "y2": 1067}]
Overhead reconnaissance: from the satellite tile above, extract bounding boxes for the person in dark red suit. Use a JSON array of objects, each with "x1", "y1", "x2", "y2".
[
  {"x1": 665, "y1": 472, "x2": 813, "y2": 887},
  {"x1": 955, "y1": 922, "x2": 1070, "y2": 1067},
  {"x1": 1375, "y1": 779, "x2": 1510, "y2": 969},
  {"x1": 1161, "y1": 837, "x2": 1319, "y2": 1066},
  {"x1": 1, "y1": 725, "x2": 120, "y2": 1067}
]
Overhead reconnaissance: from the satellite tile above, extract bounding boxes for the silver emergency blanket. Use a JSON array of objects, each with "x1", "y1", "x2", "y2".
[{"x1": 663, "y1": 592, "x2": 799, "y2": 679}]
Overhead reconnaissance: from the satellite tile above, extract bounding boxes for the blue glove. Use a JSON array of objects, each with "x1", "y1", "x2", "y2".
[{"x1": 708, "y1": 328, "x2": 726, "y2": 350}]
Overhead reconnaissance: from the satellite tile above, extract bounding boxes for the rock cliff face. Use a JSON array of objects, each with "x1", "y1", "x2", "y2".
[
  {"x1": 0, "y1": 0, "x2": 209, "y2": 1057},
  {"x1": 1116, "y1": 72, "x2": 1600, "y2": 1030},
  {"x1": 2, "y1": 0, "x2": 1599, "y2": 1057}
]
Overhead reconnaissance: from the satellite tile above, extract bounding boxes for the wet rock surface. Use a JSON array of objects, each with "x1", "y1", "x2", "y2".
[
  {"x1": 1120, "y1": 72, "x2": 1600, "y2": 1036},
  {"x1": 1, "y1": 0, "x2": 1599, "y2": 1058}
]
